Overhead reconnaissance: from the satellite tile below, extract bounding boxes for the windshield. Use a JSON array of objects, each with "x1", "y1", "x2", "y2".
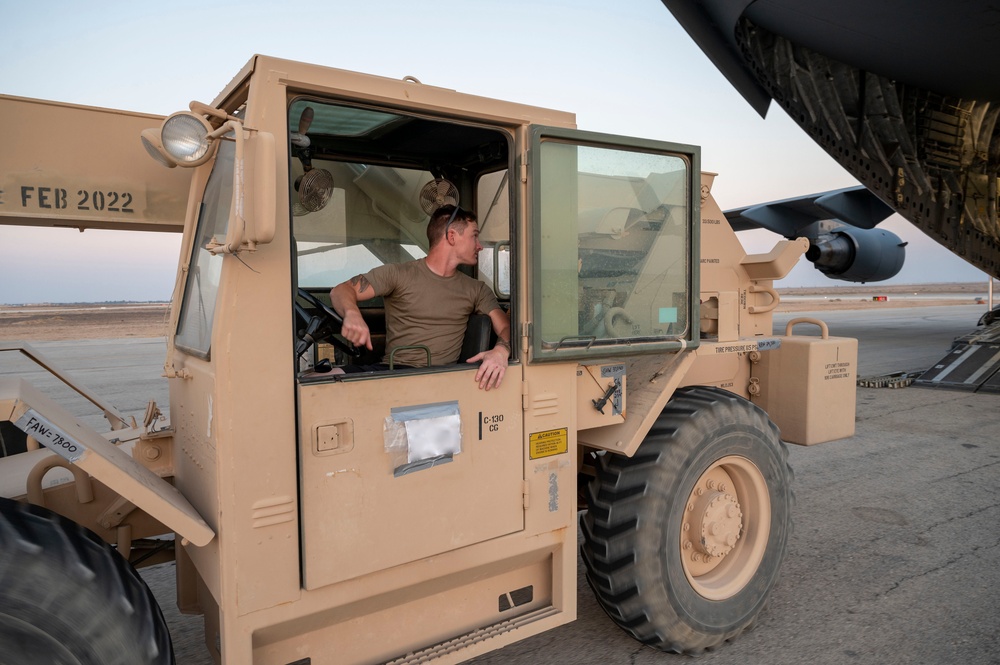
[
  {"x1": 292, "y1": 161, "x2": 434, "y2": 288},
  {"x1": 174, "y1": 138, "x2": 234, "y2": 357}
]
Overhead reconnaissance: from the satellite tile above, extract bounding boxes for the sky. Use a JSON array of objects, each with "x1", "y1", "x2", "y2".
[{"x1": 0, "y1": 0, "x2": 990, "y2": 304}]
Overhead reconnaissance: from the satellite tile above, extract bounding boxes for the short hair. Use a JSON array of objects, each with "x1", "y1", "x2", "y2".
[{"x1": 427, "y1": 205, "x2": 477, "y2": 247}]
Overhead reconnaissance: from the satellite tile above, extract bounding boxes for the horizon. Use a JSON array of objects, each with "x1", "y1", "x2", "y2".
[{"x1": 4, "y1": 279, "x2": 998, "y2": 308}]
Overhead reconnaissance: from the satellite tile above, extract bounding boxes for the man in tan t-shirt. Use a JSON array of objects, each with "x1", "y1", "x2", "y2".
[{"x1": 329, "y1": 205, "x2": 511, "y2": 391}]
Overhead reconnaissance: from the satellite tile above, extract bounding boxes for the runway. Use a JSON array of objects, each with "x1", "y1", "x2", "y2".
[{"x1": 2, "y1": 304, "x2": 997, "y2": 664}]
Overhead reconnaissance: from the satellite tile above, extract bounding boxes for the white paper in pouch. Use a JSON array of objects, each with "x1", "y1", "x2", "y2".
[{"x1": 403, "y1": 413, "x2": 461, "y2": 463}]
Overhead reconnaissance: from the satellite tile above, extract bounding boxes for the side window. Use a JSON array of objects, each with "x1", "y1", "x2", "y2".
[
  {"x1": 532, "y1": 135, "x2": 695, "y2": 360},
  {"x1": 476, "y1": 170, "x2": 511, "y2": 298}
]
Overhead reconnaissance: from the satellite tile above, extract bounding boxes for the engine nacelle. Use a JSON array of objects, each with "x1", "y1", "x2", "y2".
[{"x1": 803, "y1": 222, "x2": 906, "y2": 283}]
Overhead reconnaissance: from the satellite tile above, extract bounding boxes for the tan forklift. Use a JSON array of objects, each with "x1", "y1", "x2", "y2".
[{"x1": 0, "y1": 55, "x2": 856, "y2": 664}]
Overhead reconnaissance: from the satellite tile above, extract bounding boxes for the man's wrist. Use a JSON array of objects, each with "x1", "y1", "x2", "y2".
[{"x1": 495, "y1": 338, "x2": 511, "y2": 355}]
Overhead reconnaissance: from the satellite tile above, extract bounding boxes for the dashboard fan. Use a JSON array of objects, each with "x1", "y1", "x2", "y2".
[
  {"x1": 295, "y1": 168, "x2": 334, "y2": 214},
  {"x1": 418, "y1": 178, "x2": 459, "y2": 216}
]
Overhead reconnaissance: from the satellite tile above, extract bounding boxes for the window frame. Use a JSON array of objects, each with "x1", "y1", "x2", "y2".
[
  {"x1": 285, "y1": 95, "x2": 518, "y2": 372},
  {"x1": 528, "y1": 126, "x2": 701, "y2": 362}
]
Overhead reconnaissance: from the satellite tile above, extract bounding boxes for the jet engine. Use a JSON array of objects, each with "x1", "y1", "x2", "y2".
[
  {"x1": 803, "y1": 222, "x2": 906, "y2": 283},
  {"x1": 724, "y1": 186, "x2": 905, "y2": 283}
]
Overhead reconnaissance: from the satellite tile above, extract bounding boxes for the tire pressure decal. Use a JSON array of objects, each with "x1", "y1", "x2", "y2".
[
  {"x1": 713, "y1": 338, "x2": 781, "y2": 354},
  {"x1": 13, "y1": 409, "x2": 86, "y2": 462}
]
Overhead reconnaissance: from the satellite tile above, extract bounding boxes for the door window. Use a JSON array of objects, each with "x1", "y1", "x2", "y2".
[{"x1": 531, "y1": 130, "x2": 698, "y2": 360}]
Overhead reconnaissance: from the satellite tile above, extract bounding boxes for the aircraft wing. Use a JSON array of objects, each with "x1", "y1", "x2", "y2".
[{"x1": 725, "y1": 186, "x2": 893, "y2": 235}]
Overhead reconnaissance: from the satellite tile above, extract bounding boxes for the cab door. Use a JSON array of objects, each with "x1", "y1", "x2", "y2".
[
  {"x1": 527, "y1": 126, "x2": 700, "y2": 364},
  {"x1": 297, "y1": 366, "x2": 522, "y2": 589}
]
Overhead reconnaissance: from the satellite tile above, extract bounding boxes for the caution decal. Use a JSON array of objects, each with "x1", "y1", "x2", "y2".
[{"x1": 529, "y1": 427, "x2": 568, "y2": 460}]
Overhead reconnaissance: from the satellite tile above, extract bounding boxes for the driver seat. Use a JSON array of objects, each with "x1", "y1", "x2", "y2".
[{"x1": 458, "y1": 314, "x2": 494, "y2": 363}]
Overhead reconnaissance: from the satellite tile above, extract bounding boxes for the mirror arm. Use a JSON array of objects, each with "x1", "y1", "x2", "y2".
[{"x1": 217, "y1": 119, "x2": 247, "y2": 254}]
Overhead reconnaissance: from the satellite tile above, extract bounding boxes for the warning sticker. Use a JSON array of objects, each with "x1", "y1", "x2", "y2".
[{"x1": 529, "y1": 428, "x2": 568, "y2": 460}]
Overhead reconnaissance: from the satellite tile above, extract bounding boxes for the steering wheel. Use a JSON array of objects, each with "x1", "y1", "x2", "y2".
[{"x1": 294, "y1": 288, "x2": 363, "y2": 359}]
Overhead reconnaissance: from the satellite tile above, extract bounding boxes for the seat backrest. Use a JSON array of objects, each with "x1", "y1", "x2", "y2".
[{"x1": 458, "y1": 314, "x2": 494, "y2": 363}]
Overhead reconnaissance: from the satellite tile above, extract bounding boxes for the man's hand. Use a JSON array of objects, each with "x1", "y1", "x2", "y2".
[
  {"x1": 340, "y1": 309, "x2": 373, "y2": 351},
  {"x1": 468, "y1": 344, "x2": 508, "y2": 391},
  {"x1": 330, "y1": 277, "x2": 376, "y2": 351}
]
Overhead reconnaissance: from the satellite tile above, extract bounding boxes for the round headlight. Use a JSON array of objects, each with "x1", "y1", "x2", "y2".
[
  {"x1": 140, "y1": 129, "x2": 177, "y2": 168},
  {"x1": 161, "y1": 112, "x2": 216, "y2": 166}
]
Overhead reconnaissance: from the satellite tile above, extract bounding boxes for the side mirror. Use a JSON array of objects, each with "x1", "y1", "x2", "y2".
[
  {"x1": 213, "y1": 121, "x2": 276, "y2": 254},
  {"x1": 243, "y1": 129, "x2": 276, "y2": 247}
]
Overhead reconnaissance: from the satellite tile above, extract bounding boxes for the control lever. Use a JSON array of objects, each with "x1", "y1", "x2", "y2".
[
  {"x1": 296, "y1": 316, "x2": 322, "y2": 358},
  {"x1": 592, "y1": 381, "x2": 618, "y2": 414}
]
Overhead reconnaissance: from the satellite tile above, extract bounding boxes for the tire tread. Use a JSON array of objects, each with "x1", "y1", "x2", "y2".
[
  {"x1": 581, "y1": 386, "x2": 791, "y2": 654},
  {"x1": 0, "y1": 497, "x2": 174, "y2": 665}
]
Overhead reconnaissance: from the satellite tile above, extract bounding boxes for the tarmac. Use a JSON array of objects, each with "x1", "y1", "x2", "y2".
[{"x1": 3, "y1": 304, "x2": 997, "y2": 665}]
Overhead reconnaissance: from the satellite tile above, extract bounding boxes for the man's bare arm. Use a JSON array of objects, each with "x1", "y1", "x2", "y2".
[
  {"x1": 488, "y1": 308, "x2": 511, "y2": 353},
  {"x1": 467, "y1": 308, "x2": 511, "y2": 391},
  {"x1": 329, "y1": 275, "x2": 377, "y2": 350}
]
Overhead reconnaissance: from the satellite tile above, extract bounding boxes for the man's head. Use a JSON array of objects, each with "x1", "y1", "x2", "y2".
[{"x1": 428, "y1": 205, "x2": 478, "y2": 249}]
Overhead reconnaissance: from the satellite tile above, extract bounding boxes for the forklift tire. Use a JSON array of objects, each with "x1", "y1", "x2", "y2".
[
  {"x1": 0, "y1": 496, "x2": 174, "y2": 665},
  {"x1": 581, "y1": 385, "x2": 791, "y2": 654}
]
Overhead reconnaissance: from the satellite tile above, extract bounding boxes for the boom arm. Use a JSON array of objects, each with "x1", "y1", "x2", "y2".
[{"x1": 0, "y1": 95, "x2": 189, "y2": 232}]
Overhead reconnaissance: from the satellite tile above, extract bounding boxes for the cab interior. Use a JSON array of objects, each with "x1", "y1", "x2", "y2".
[{"x1": 286, "y1": 97, "x2": 513, "y2": 376}]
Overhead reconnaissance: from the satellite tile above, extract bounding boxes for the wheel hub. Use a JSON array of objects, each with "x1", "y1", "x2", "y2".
[
  {"x1": 678, "y1": 455, "x2": 772, "y2": 601},
  {"x1": 694, "y1": 490, "x2": 742, "y2": 557},
  {"x1": 682, "y1": 470, "x2": 743, "y2": 567}
]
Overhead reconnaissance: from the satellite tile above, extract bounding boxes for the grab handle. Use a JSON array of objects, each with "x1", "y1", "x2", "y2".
[
  {"x1": 784, "y1": 317, "x2": 829, "y2": 338},
  {"x1": 390, "y1": 345, "x2": 431, "y2": 369}
]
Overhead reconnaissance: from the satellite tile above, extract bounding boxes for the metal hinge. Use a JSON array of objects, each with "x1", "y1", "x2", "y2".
[
  {"x1": 522, "y1": 479, "x2": 530, "y2": 509},
  {"x1": 162, "y1": 365, "x2": 192, "y2": 380}
]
